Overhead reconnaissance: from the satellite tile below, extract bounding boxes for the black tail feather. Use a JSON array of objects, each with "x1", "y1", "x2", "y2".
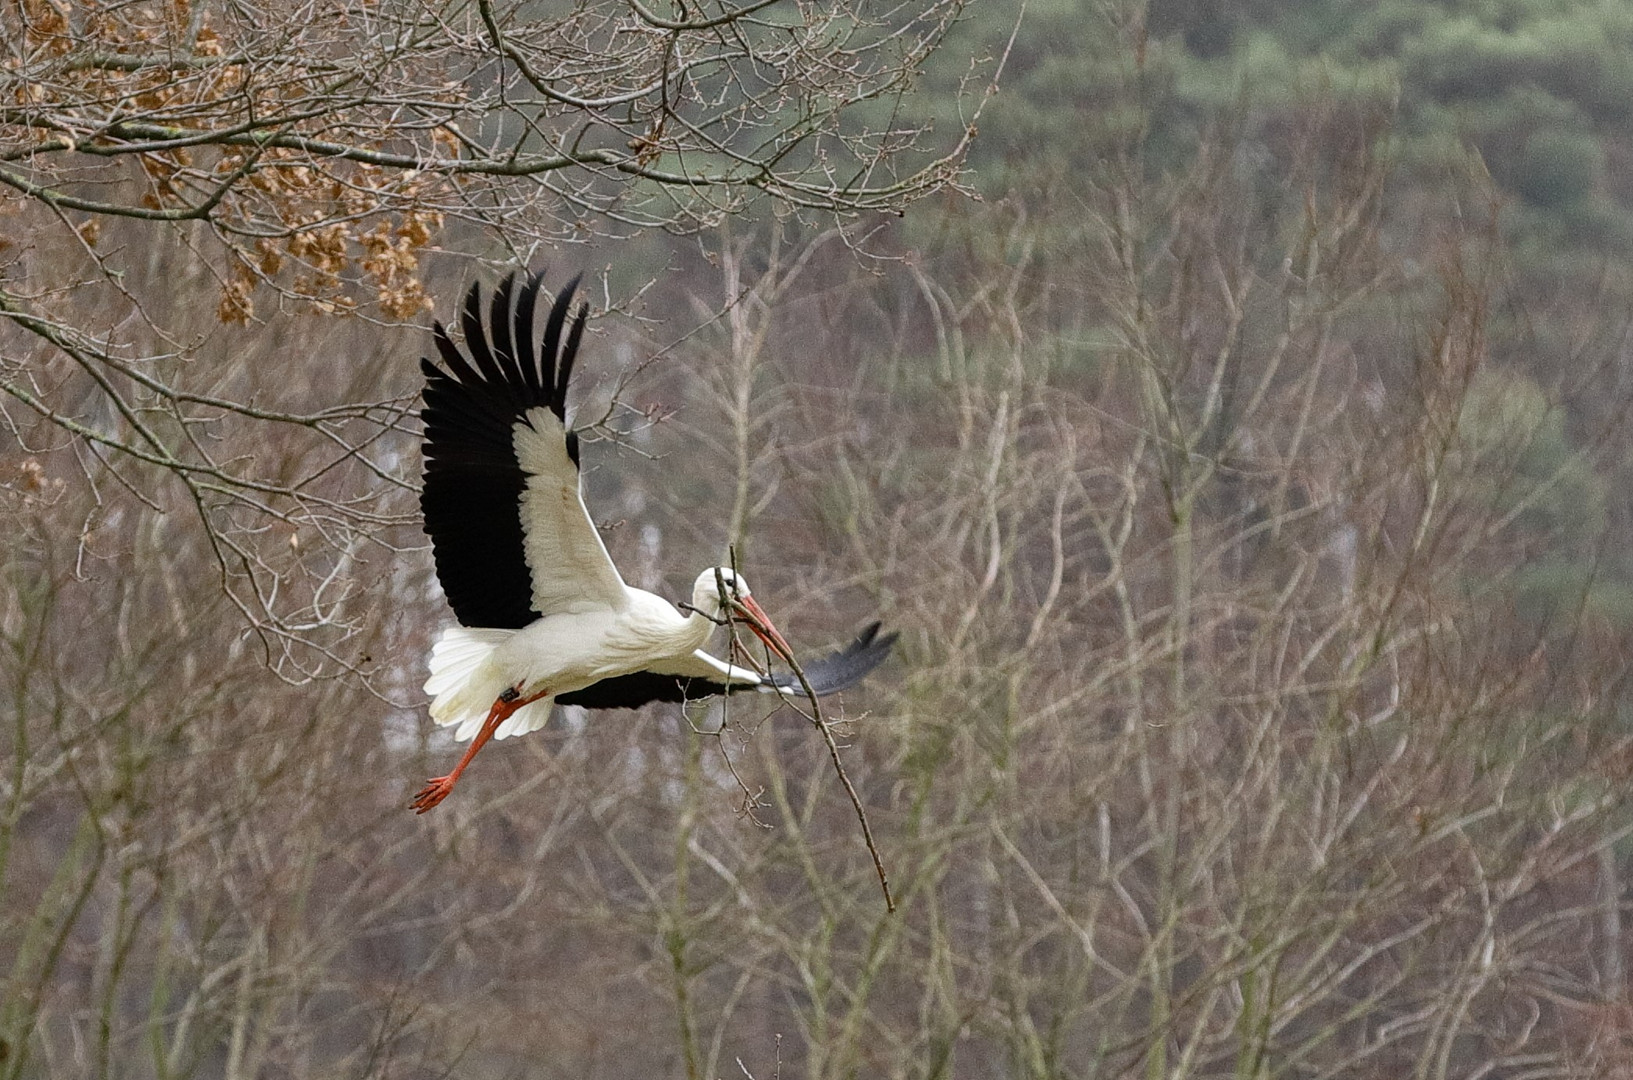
[{"x1": 772, "y1": 621, "x2": 899, "y2": 698}]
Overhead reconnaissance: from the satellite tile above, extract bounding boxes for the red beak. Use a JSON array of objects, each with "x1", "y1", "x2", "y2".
[{"x1": 733, "y1": 595, "x2": 793, "y2": 661}]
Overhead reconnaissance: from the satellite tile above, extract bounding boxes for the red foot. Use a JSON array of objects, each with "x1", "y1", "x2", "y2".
[
  {"x1": 410, "y1": 686, "x2": 551, "y2": 815},
  {"x1": 411, "y1": 775, "x2": 457, "y2": 814}
]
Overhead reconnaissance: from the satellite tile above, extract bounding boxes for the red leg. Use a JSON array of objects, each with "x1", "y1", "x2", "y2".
[{"x1": 412, "y1": 687, "x2": 548, "y2": 813}]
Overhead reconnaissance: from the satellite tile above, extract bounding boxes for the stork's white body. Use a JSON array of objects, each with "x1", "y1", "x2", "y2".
[{"x1": 426, "y1": 584, "x2": 736, "y2": 742}]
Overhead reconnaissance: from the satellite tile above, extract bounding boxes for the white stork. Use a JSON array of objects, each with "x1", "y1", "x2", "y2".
[{"x1": 412, "y1": 270, "x2": 896, "y2": 813}]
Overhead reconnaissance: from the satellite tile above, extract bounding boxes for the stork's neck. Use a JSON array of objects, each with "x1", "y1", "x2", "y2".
[
  {"x1": 677, "y1": 605, "x2": 720, "y2": 652},
  {"x1": 619, "y1": 587, "x2": 720, "y2": 658}
]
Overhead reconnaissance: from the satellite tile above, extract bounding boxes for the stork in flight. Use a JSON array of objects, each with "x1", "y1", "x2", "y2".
[{"x1": 412, "y1": 270, "x2": 896, "y2": 813}]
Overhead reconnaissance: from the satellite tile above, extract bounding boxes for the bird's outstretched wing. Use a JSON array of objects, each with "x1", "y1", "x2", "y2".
[
  {"x1": 420, "y1": 272, "x2": 627, "y2": 629},
  {"x1": 557, "y1": 623, "x2": 899, "y2": 710}
]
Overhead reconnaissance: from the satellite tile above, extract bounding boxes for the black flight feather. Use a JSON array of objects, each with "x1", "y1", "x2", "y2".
[
  {"x1": 514, "y1": 270, "x2": 547, "y2": 397},
  {"x1": 488, "y1": 272, "x2": 522, "y2": 389},
  {"x1": 459, "y1": 282, "x2": 504, "y2": 385}
]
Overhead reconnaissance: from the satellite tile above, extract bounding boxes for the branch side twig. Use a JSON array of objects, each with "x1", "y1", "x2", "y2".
[{"x1": 716, "y1": 567, "x2": 895, "y2": 912}]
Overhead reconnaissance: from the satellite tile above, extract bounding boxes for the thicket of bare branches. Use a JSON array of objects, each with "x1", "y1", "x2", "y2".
[
  {"x1": 0, "y1": 0, "x2": 976, "y2": 670},
  {"x1": 5, "y1": 0, "x2": 968, "y2": 243},
  {"x1": 6, "y1": 6, "x2": 1633, "y2": 1080}
]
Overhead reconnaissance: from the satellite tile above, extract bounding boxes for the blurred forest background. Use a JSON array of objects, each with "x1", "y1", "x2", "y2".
[{"x1": 6, "y1": 0, "x2": 1633, "y2": 1077}]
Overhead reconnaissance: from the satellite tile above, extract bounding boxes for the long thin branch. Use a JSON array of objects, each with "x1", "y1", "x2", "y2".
[{"x1": 719, "y1": 574, "x2": 895, "y2": 913}]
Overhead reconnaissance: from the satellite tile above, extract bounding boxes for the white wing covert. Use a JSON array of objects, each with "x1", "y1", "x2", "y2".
[{"x1": 513, "y1": 406, "x2": 626, "y2": 616}]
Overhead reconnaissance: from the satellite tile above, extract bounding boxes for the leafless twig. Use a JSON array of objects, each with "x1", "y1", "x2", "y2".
[{"x1": 716, "y1": 566, "x2": 896, "y2": 913}]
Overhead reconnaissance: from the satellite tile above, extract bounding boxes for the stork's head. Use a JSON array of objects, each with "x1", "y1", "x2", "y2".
[{"x1": 691, "y1": 567, "x2": 792, "y2": 659}]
